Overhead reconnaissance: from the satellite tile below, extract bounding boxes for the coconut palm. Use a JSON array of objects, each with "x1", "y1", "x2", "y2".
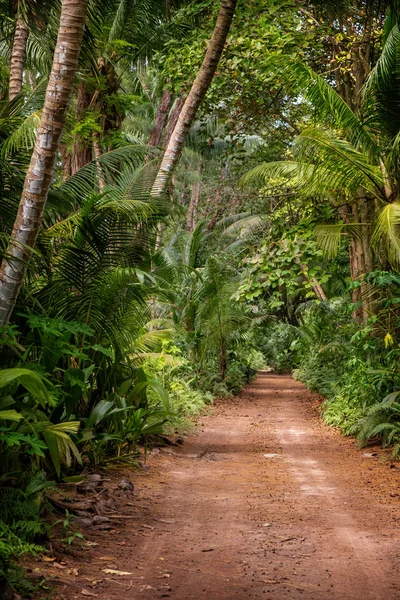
[
  {"x1": 151, "y1": 0, "x2": 237, "y2": 197},
  {"x1": 0, "y1": 0, "x2": 89, "y2": 327}
]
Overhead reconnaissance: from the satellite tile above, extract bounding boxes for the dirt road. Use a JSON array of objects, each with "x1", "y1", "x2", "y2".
[{"x1": 53, "y1": 374, "x2": 400, "y2": 600}]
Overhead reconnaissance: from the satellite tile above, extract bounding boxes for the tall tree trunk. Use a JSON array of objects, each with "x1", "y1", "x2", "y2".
[
  {"x1": 60, "y1": 143, "x2": 72, "y2": 181},
  {"x1": 151, "y1": 0, "x2": 237, "y2": 197},
  {"x1": 71, "y1": 80, "x2": 92, "y2": 174},
  {"x1": 187, "y1": 162, "x2": 202, "y2": 232},
  {"x1": 148, "y1": 87, "x2": 173, "y2": 147},
  {"x1": 340, "y1": 198, "x2": 374, "y2": 323},
  {"x1": 0, "y1": 0, "x2": 89, "y2": 326},
  {"x1": 9, "y1": 12, "x2": 29, "y2": 100},
  {"x1": 164, "y1": 92, "x2": 186, "y2": 147},
  {"x1": 207, "y1": 160, "x2": 229, "y2": 231},
  {"x1": 92, "y1": 130, "x2": 105, "y2": 191},
  {"x1": 219, "y1": 339, "x2": 227, "y2": 380}
]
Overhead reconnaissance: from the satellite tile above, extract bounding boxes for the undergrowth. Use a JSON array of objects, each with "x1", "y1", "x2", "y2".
[{"x1": 263, "y1": 298, "x2": 400, "y2": 456}]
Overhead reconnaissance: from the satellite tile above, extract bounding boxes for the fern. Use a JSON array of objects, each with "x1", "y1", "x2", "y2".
[{"x1": 357, "y1": 394, "x2": 400, "y2": 455}]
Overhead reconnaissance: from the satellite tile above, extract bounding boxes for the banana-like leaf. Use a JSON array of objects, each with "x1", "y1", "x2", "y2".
[
  {"x1": 0, "y1": 368, "x2": 52, "y2": 406},
  {"x1": 41, "y1": 422, "x2": 82, "y2": 477},
  {"x1": 0, "y1": 409, "x2": 23, "y2": 421},
  {"x1": 86, "y1": 400, "x2": 114, "y2": 429},
  {"x1": 147, "y1": 380, "x2": 171, "y2": 414}
]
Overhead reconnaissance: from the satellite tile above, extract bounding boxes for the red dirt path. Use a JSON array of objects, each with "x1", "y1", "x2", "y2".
[{"x1": 47, "y1": 373, "x2": 400, "y2": 599}]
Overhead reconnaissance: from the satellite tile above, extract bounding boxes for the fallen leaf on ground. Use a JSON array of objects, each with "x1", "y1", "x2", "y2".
[
  {"x1": 81, "y1": 589, "x2": 98, "y2": 597},
  {"x1": 102, "y1": 569, "x2": 133, "y2": 576},
  {"x1": 139, "y1": 585, "x2": 156, "y2": 591},
  {"x1": 42, "y1": 556, "x2": 57, "y2": 562},
  {"x1": 51, "y1": 562, "x2": 66, "y2": 569},
  {"x1": 156, "y1": 519, "x2": 175, "y2": 524}
]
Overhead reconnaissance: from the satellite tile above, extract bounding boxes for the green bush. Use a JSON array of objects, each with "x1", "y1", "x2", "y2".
[{"x1": 258, "y1": 323, "x2": 300, "y2": 372}]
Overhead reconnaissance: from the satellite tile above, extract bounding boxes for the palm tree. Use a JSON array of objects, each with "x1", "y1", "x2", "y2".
[
  {"x1": 151, "y1": 0, "x2": 237, "y2": 197},
  {"x1": 241, "y1": 25, "x2": 400, "y2": 321},
  {"x1": 0, "y1": 0, "x2": 89, "y2": 327},
  {"x1": 1, "y1": 0, "x2": 59, "y2": 99},
  {"x1": 196, "y1": 256, "x2": 253, "y2": 379},
  {"x1": 8, "y1": 7, "x2": 29, "y2": 100}
]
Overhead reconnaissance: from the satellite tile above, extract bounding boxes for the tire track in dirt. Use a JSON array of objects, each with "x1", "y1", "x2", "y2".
[{"x1": 53, "y1": 373, "x2": 400, "y2": 600}]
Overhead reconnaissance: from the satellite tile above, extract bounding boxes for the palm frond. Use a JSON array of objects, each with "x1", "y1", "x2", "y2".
[
  {"x1": 0, "y1": 111, "x2": 41, "y2": 158},
  {"x1": 240, "y1": 161, "x2": 311, "y2": 188},
  {"x1": 371, "y1": 202, "x2": 400, "y2": 266},
  {"x1": 221, "y1": 214, "x2": 266, "y2": 238},
  {"x1": 315, "y1": 223, "x2": 366, "y2": 258},
  {"x1": 364, "y1": 24, "x2": 400, "y2": 95},
  {"x1": 269, "y1": 55, "x2": 376, "y2": 153},
  {"x1": 297, "y1": 129, "x2": 385, "y2": 198}
]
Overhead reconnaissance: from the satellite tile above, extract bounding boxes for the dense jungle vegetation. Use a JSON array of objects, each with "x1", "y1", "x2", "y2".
[{"x1": 2, "y1": 0, "x2": 400, "y2": 594}]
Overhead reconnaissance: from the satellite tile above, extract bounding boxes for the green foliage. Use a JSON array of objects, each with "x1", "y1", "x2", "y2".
[
  {"x1": 0, "y1": 472, "x2": 50, "y2": 591},
  {"x1": 357, "y1": 392, "x2": 400, "y2": 458},
  {"x1": 4, "y1": 1, "x2": 400, "y2": 593},
  {"x1": 258, "y1": 323, "x2": 300, "y2": 373}
]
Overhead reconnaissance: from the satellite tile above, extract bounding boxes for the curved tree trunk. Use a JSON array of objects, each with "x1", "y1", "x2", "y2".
[
  {"x1": 9, "y1": 12, "x2": 29, "y2": 100},
  {"x1": 0, "y1": 0, "x2": 89, "y2": 326},
  {"x1": 151, "y1": 0, "x2": 237, "y2": 197}
]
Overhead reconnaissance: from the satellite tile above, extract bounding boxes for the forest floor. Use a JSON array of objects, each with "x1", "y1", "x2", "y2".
[{"x1": 34, "y1": 373, "x2": 400, "y2": 600}]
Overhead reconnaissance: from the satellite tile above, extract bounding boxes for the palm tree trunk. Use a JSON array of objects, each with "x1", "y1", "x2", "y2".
[
  {"x1": 148, "y1": 87, "x2": 173, "y2": 147},
  {"x1": 207, "y1": 161, "x2": 229, "y2": 231},
  {"x1": 71, "y1": 81, "x2": 93, "y2": 174},
  {"x1": 92, "y1": 130, "x2": 105, "y2": 191},
  {"x1": 151, "y1": 0, "x2": 237, "y2": 197},
  {"x1": 164, "y1": 92, "x2": 186, "y2": 147},
  {"x1": 187, "y1": 162, "x2": 202, "y2": 231},
  {"x1": 340, "y1": 199, "x2": 374, "y2": 323},
  {"x1": 0, "y1": 0, "x2": 89, "y2": 327},
  {"x1": 9, "y1": 11, "x2": 29, "y2": 100}
]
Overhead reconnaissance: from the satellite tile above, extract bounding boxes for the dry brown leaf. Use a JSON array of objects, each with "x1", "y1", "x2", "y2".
[
  {"x1": 102, "y1": 569, "x2": 133, "y2": 576},
  {"x1": 139, "y1": 585, "x2": 156, "y2": 591},
  {"x1": 42, "y1": 556, "x2": 57, "y2": 562},
  {"x1": 80, "y1": 589, "x2": 98, "y2": 597},
  {"x1": 51, "y1": 562, "x2": 66, "y2": 569}
]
